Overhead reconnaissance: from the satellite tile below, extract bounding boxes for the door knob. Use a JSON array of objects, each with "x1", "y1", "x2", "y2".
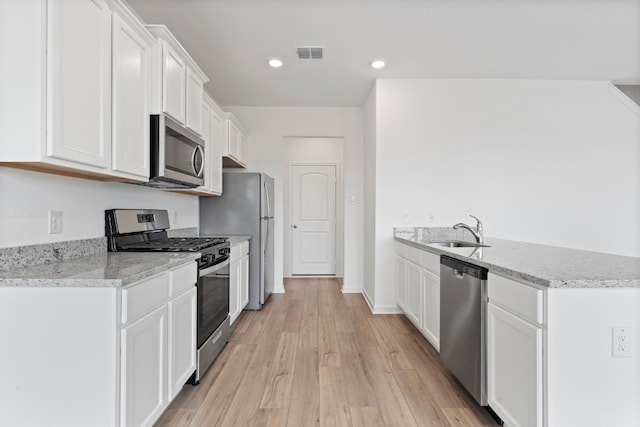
[{"x1": 292, "y1": 224, "x2": 297, "y2": 229}]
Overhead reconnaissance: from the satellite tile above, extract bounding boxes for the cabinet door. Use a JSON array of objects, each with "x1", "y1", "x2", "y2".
[
  {"x1": 227, "y1": 118, "x2": 240, "y2": 160},
  {"x1": 487, "y1": 303, "x2": 543, "y2": 427},
  {"x1": 163, "y1": 44, "x2": 186, "y2": 123},
  {"x1": 421, "y1": 269, "x2": 440, "y2": 350},
  {"x1": 168, "y1": 288, "x2": 196, "y2": 400},
  {"x1": 406, "y1": 261, "x2": 422, "y2": 327},
  {"x1": 47, "y1": 0, "x2": 111, "y2": 168},
  {"x1": 395, "y1": 256, "x2": 407, "y2": 311},
  {"x1": 209, "y1": 106, "x2": 224, "y2": 194},
  {"x1": 239, "y1": 131, "x2": 248, "y2": 166},
  {"x1": 229, "y1": 260, "x2": 241, "y2": 325},
  {"x1": 240, "y1": 254, "x2": 249, "y2": 309},
  {"x1": 185, "y1": 69, "x2": 203, "y2": 135},
  {"x1": 198, "y1": 100, "x2": 212, "y2": 192},
  {"x1": 111, "y1": 13, "x2": 151, "y2": 179},
  {"x1": 121, "y1": 305, "x2": 167, "y2": 427}
]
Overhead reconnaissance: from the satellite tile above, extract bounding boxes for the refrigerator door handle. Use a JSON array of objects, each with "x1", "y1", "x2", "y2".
[{"x1": 263, "y1": 177, "x2": 271, "y2": 219}]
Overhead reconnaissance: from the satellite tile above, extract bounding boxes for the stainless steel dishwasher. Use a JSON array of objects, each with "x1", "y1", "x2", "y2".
[{"x1": 440, "y1": 255, "x2": 489, "y2": 406}]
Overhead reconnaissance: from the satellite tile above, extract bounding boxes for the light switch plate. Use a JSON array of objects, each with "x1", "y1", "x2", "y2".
[{"x1": 48, "y1": 210, "x2": 63, "y2": 234}]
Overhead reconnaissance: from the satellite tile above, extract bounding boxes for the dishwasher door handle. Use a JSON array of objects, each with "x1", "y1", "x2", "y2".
[{"x1": 452, "y1": 269, "x2": 465, "y2": 278}]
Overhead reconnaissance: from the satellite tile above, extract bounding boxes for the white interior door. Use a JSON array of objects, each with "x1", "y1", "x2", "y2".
[{"x1": 291, "y1": 164, "x2": 336, "y2": 275}]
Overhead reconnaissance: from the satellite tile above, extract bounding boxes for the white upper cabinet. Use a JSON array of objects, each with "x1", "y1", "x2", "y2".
[
  {"x1": 0, "y1": 0, "x2": 153, "y2": 183},
  {"x1": 223, "y1": 113, "x2": 248, "y2": 168},
  {"x1": 200, "y1": 93, "x2": 224, "y2": 195},
  {"x1": 111, "y1": 5, "x2": 155, "y2": 179},
  {"x1": 163, "y1": 44, "x2": 186, "y2": 123},
  {"x1": 209, "y1": 100, "x2": 224, "y2": 194},
  {"x1": 146, "y1": 25, "x2": 209, "y2": 136},
  {"x1": 47, "y1": 0, "x2": 112, "y2": 168},
  {"x1": 185, "y1": 69, "x2": 204, "y2": 135}
]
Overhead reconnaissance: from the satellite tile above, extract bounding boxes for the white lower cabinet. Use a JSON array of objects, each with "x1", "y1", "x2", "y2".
[
  {"x1": 395, "y1": 255, "x2": 408, "y2": 311},
  {"x1": 487, "y1": 272, "x2": 543, "y2": 427},
  {"x1": 406, "y1": 261, "x2": 422, "y2": 327},
  {"x1": 240, "y1": 251, "x2": 249, "y2": 309},
  {"x1": 0, "y1": 260, "x2": 197, "y2": 427},
  {"x1": 168, "y1": 287, "x2": 197, "y2": 400},
  {"x1": 487, "y1": 303, "x2": 542, "y2": 427},
  {"x1": 395, "y1": 242, "x2": 440, "y2": 350},
  {"x1": 229, "y1": 239, "x2": 250, "y2": 325},
  {"x1": 421, "y1": 268, "x2": 440, "y2": 350},
  {"x1": 121, "y1": 305, "x2": 168, "y2": 427}
]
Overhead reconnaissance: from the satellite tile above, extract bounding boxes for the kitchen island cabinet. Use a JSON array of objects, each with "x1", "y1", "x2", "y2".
[
  {"x1": 0, "y1": 257, "x2": 197, "y2": 427},
  {"x1": 394, "y1": 229, "x2": 640, "y2": 427},
  {"x1": 487, "y1": 273, "x2": 543, "y2": 427},
  {"x1": 395, "y1": 242, "x2": 440, "y2": 350}
]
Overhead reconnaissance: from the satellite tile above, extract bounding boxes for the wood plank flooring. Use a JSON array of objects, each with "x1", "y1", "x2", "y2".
[{"x1": 155, "y1": 278, "x2": 500, "y2": 427}]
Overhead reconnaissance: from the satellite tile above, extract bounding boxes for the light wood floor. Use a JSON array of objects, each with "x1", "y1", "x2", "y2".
[{"x1": 155, "y1": 278, "x2": 500, "y2": 426}]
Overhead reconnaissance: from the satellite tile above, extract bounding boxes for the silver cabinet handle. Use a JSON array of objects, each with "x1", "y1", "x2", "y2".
[{"x1": 292, "y1": 224, "x2": 297, "y2": 229}]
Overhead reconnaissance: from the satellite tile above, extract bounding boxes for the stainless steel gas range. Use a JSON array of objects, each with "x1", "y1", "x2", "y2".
[{"x1": 105, "y1": 209, "x2": 230, "y2": 385}]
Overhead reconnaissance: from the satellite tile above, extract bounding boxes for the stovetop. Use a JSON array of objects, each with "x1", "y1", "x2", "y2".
[{"x1": 119, "y1": 237, "x2": 228, "y2": 252}]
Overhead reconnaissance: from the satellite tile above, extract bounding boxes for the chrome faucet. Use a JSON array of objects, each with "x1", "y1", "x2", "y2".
[{"x1": 453, "y1": 215, "x2": 484, "y2": 244}]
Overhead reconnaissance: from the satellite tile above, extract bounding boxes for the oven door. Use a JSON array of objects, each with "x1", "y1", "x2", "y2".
[{"x1": 197, "y1": 259, "x2": 230, "y2": 348}]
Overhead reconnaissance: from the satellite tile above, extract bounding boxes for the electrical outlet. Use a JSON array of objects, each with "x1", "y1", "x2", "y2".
[
  {"x1": 427, "y1": 212, "x2": 436, "y2": 224},
  {"x1": 402, "y1": 213, "x2": 411, "y2": 224},
  {"x1": 48, "y1": 210, "x2": 63, "y2": 234},
  {"x1": 612, "y1": 327, "x2": 632, "y2": 358}
]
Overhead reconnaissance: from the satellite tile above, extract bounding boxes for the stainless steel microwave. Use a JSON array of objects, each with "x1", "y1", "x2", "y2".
[{"x1": 147, "y1": 114, "x2": 205, "y2": 189}]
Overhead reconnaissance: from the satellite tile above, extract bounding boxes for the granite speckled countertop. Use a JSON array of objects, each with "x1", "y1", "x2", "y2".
[
  {"x1": 213, "y1": 235, "x2": 251, "y2": 246},
  {"x1": 0, "y1": 252, "x2": 199, "y2": 288},
  {"x1": 395, "y1": 230, "x2": 640, "y2": 288}
]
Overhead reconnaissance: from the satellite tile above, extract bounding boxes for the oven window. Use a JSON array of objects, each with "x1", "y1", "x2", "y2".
[{"x1": 198, "y1": 263, "x2": 229, "y2": 348}]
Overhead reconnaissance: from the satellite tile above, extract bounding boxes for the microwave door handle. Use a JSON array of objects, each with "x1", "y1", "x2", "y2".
[{"x1": 192, "y1": 145, "x2": 204, "y2": 178}]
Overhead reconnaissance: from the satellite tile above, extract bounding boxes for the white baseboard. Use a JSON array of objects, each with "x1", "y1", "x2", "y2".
[
  {"x1": 273, "y1": 282, "x2": 285, "y2": 293},
  {"x1": 356, "y1": 289, "x2": 403, "y2": 314}
]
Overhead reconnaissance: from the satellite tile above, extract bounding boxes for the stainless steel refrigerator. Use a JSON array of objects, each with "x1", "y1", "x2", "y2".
[{"x1": 199, "y1": 172, "x2": 274, "y2": 310}]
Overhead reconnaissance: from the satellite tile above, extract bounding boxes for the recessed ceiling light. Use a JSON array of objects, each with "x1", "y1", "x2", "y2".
[
  {"x1": 268, "y1": 58, "x2": 283, "y2": 68},
  {"x1": 371, "y1": 60, "x2": 386, "y2": 69}
]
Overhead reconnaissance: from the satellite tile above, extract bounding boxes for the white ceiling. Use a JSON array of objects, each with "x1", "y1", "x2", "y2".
[{"x1": 126, "y1": 0, "x2": 640, "y2": 107}]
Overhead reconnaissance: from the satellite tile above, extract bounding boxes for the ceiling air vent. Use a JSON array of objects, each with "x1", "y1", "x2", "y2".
[{"x1": 296, "y1": 46, "x2": 324, "y2": 59}]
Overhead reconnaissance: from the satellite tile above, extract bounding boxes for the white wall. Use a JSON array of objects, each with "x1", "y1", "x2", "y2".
[
  {"x1": 224, "y1": 107, "x2": 364, "y2": 293},
  {"x1": 0, "y1": 168, "x2": 198, "y2": 248},
  {"x1": 371, "y1": 79, "x2": 640, "y2": 310},
  {"x1": 547, "y1": 287, "x2": 640, "y2": 426},
  {"x1": 282, "y1": 137, "x2": 344, "y2": 277}
]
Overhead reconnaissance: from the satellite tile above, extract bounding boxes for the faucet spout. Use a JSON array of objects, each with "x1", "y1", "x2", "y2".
[{"x1": 452, "y1": 215, "x2": 484, "y2": 244}]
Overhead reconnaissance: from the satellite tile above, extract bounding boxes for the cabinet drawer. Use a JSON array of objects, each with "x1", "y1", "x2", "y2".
[
  {"x1": 420, "y1": 251, "x2": 440, "y2": 276},
  {"x1": 231, "y1": 239, "x2": 249, "y2": 263},
  {"x1": 169, "y1": 262, "x2": 197, "y2": 297},
  {"x1": 405, "y1": 245, "x2": 421, "y2": 265},
  {"x1": 488, "y1": 273, "x2": 543, "y2": 324},
  {"x1": 121, "y1": 274, "x2": 169, "y2": 324}
]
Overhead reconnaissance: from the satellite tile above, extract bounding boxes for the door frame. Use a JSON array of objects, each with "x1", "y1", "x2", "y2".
[{"x1": 286, "y1": 161, "x2": 342, "y2": 277}]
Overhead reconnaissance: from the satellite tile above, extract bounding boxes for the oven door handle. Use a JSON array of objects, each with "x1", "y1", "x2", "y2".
[{"x1": 200, "y1": 259, "x2": 230, "y2": 276}]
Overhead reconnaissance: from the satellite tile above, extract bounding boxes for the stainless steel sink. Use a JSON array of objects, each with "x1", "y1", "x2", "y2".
[{"x1": 429, "y1": 240, "x2": 490, "y2": 248}]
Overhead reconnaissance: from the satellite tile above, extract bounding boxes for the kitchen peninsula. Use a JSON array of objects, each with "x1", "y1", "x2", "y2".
[{"x1": 394, "y1": 227, "x2": 640, "y2": 427}]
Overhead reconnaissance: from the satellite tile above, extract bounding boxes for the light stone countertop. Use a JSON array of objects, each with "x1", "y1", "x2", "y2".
[
  {"x1": 216, "y1": 235, "x2": 251, "y2": 246},
  {"x1": 395, "y1": 231, "x2": 640, "y2": 289},
  {"x1": 0, "y1": 252, "x2": 199, "y2": 288}
]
